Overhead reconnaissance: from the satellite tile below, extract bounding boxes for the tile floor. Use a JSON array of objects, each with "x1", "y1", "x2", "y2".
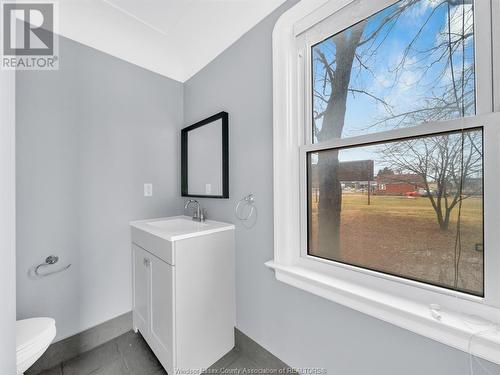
[{"x1": 29, "y1": 331, "x2": 272, "y2": 375}]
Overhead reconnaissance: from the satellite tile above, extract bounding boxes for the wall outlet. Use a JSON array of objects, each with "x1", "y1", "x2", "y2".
[
  {"x1": 205, "y1": 184, "x2": 211, "y2": 194},
  {"x1": 144, "y1": 183, "x2": 153, "y2": 197}
]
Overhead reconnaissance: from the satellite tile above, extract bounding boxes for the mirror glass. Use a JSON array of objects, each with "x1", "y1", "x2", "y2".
[{"x1": 181, "y1": 112, "x2": 228, "y2": 198}]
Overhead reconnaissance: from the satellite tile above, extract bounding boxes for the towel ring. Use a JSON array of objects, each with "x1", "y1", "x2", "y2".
[
  {"x1": 235, "y1": 194, "x2": 256, "y2": 224},
  {"x1": 35, "y1": 255, "x2": 71, "y2": 278},
  {"x1": 235, "y1": 194, "x2": 255, "y2": 220}
]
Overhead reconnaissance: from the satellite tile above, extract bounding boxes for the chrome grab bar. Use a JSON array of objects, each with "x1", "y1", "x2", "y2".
[{"x1": 35, "y1": 255, "x2": 71, "y2": 277}]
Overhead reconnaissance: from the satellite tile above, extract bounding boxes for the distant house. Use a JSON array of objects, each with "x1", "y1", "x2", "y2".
[{"x1": 375, "y1": 173, "x2": 425, "y2": 196}]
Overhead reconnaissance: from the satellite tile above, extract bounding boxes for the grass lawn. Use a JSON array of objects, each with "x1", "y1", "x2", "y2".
[{"x1": 309, "y1": 193, "x2": 484, "y2": 295}]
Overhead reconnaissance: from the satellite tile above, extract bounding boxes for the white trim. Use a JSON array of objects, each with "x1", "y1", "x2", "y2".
[
  {"x1": 302, "y1": 115, "x2": 485, "y2": 152},
  {"x1": 492, "y1": 0, "x2": 500, "y2": 112},
  {"x1": 272, "y1": 3, "x2": 304, "y2": 266},
  {"x1": 293, "y1": 0, "x2": 355, "y2": 37},
  {"x1": 0, "y1": 69, "x2": 16, "y2": 373},
  {"x1": 474, "y1": 0, "x2": 494, "y2": 114},
  {"x1": 265, "y1": 261, "x2": 500, "y2": 365},
  {"x1": 271, "y1": 0, "x2": 500, "y2": 363}
]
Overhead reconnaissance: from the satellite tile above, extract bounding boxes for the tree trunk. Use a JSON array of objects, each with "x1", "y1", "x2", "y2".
[
  {"x1": 317, "y1": 150, "x2": 342, "y2": 257},
  {"x1": 432, "y1": 183, "x2": 453, "y2": 231},
  {"x1": 317, "y1": 22, "x2": 366, "y2": 259},
  {"x1": 437, "y1": 209, "x2": 450, "y2": 231}
]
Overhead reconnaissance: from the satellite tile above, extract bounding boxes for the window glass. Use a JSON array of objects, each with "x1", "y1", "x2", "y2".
[
  {"x1": 312, "y1": 0, "x2": 475, "y2": 141},
  {"x1": 307, "y1": 128, "x2": 483, "y2": 296}
]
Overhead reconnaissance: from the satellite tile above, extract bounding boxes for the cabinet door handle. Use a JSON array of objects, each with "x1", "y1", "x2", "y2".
[{"x1": 143, "y1": 258, "x2": 150, "y2": 267}]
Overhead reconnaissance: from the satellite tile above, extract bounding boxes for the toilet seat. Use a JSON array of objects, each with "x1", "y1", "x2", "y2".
[{"x1": 16, "y1": 318, "x2": 56, "y2": 375}]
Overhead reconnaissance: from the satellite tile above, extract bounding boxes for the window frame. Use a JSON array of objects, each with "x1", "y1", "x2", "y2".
[
  {"x1": 268, "y1": 0, "x2": 500, "y2": 364},
  {"x1": 300, "y1": 0, "x2": 494, "y2": 301},
  {"x1": 299, "y1": 120, "x2": 495, "y2": 301},
  {"x1": 302, "y1": 126, "x2": 486, "y2": 298}
]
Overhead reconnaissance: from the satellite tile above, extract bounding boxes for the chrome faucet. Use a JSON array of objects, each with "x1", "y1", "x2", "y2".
[{"x1": 184, "y1": 199, "x2": 206, "y2": 222}]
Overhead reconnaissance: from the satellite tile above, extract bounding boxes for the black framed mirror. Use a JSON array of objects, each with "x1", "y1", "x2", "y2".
[{"x1": 181, "y1": 112, "x2": 229, "y2": 198}]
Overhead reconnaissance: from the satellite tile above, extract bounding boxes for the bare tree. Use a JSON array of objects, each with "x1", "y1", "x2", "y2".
[
  {"x1": 312, "y1": 0, "x2": 474, "y2": 254},
  {"x1": 379, "y1": 130, "x2": 482, "y2": 231}
]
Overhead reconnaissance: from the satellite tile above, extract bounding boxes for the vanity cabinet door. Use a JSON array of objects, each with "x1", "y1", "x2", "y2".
[
  {"x1": 149, "y1": 255, "x2": 175, "y2": 373},
  {"x1": 132, "y1": 244, "x2": 150, "y2": 336},
  {"x1": 132, "y1": 244, "x2": 175, "y2": 373}
]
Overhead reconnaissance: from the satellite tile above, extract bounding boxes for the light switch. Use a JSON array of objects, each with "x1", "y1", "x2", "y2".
[
  {"x1": 144, "y1": 183, "x2": 153, "y2": 197},
  {"x1": 205, "y1": 184, "x2": 211, "y2": 194}
]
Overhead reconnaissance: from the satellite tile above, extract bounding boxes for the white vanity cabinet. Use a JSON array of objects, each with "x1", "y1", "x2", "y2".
[
  {"x1": 130, "y1": 216, "x2": 235, "y2": 375},
  {"x1": 132, "y1": 244, "x2": 175, "y2": 371}
]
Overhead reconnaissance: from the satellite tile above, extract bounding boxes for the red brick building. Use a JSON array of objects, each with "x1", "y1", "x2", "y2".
[{"x1": 375, "y1": 173, "x2": 425, "y2": 196}]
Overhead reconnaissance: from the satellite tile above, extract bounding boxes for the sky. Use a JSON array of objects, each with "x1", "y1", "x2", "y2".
[{"x1": 312, "y1": 0, "x2": 475, "y2": 142}]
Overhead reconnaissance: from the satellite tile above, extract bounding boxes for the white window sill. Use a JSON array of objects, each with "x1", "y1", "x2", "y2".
[{"x1": 265, "y1": 260, "x2": 500, "y2": 365}]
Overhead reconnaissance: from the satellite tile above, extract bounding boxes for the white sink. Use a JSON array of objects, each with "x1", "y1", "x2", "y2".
[{"x1": 130, "y1": 216, "x2": 234, "y2": 242}]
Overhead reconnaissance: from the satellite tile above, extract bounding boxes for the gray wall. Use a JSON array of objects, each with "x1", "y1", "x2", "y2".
[
  {"x1": 16, "y1": 37, "x2": 183, "y2": 341},
  {"x1": 1, "y1": 69, "x2": 16, "y2": 374},
  {"x1": 182, "y1": 2, "x2": 500, "y2": 374}
]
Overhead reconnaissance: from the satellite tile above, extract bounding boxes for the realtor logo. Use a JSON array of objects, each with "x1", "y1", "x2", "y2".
[{"x1": 1, "y1": 1, "x2": 59, "y2": 70}]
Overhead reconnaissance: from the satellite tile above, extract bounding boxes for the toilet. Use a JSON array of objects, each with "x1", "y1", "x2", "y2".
[{"x1": 16, "y1": 318, "x2": 56, "y2": 375}]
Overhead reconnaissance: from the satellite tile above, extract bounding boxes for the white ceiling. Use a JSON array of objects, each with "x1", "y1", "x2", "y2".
[{"x1": 52, "y1": 0, "x2": 287, "y2": 82}]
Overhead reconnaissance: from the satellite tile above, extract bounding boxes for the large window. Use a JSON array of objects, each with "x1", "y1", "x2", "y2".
[
  {"x1": 270, "y1": 0, "x2": 500, "y2": 361},
  {"x1": 307, "y1": 128, "x2": 484, "y2": 296},
  {"x1": 305, "y1": 0, "x2": 486, "y2": 296}
]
